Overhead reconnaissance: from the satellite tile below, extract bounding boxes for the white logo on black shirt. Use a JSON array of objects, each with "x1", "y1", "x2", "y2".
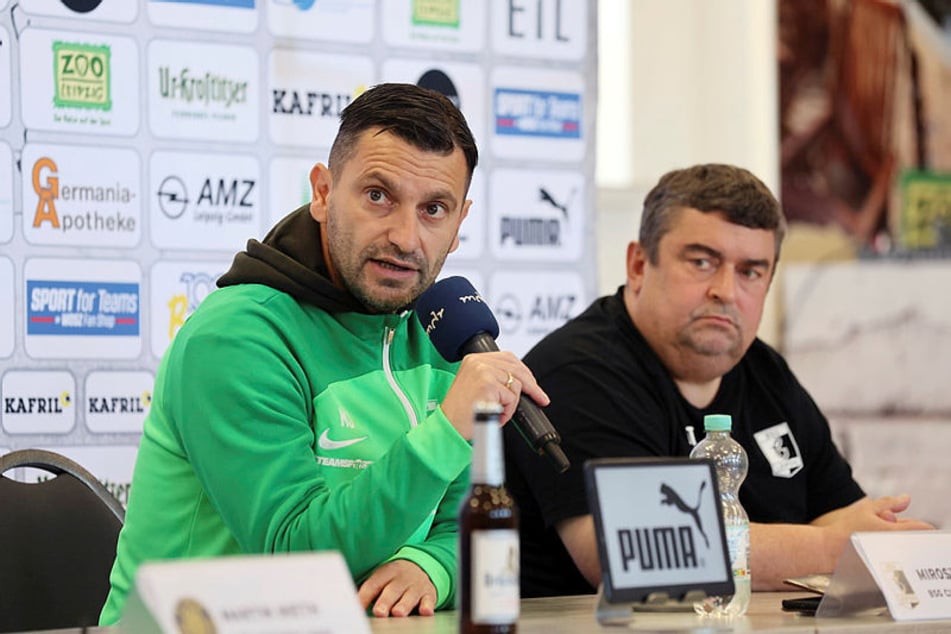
[{"x1": 754, "y1": 422, "x2": 803, "y2": 478}]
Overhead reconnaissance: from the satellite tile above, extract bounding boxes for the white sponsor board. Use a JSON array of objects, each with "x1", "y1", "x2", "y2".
[
  {"x1": 85, "y1": 370, "x2": 153, "y2": 434},
  {"x1": 268, "y1": 0, "x2": 373, "y2": 42},
  {"x1": 489, "y1": 167, "x2": 584, "y2": 261},
  {"x1": 269, "y1": 155, "x2": 318, "y2": 228},
  {"x1": 454, "y1": 168, "x2": 485, "y2": 261},
  {"x1": 268, "y1": 50, "x2": 373, "y2": 148},
  {"x1": 24, "y1": 257, "x2": 143, "y2": 360},
  {"x1": 490, "y1": 0, "x2": 587, "y2": 60},
  {"x1": 19, "y1": 28, "x2": 140, "y2": 136},
  {"x1": 149, "y1": 150, "x2": 260, "y2": 251},
  {"x1": 150, "y1": 260, "x2": 229, "y2": 359},
  {"x1": 147, "y1": 0, "x2": 257, "y2": 33},
  {"x1": 0, "y1": 141, "x2": 12, "y2": 243},
  {"x1": 20, "y1": 0, "x2": 138, "y2": 22},
  {"x1": 31, "y1": 445, "x2": 138, "y2": 508},
  {"x1": 380, "y1": 58, "x2": 487, "y2": 155},
  {"x1": 1, "y1": 370, "x2": 76, "y2": 434},
  {"x1": 382, "y1": 0, "x2": 485, "y2": 52},
  {"x1": 0, "y1": 25, "x2": 10, "y2": 127},
  {"x1": 148, "y1": 39, "x2": 259, "y2": 142},
  {"x1": 489, "y1": 270, "x2": 586, "y2": 357},
  {"x1": 490, "y1": 66, "x2": 585, "y2": 162},
  {"x1": 22, "y1": 143, "x2": 142, "y2": 248},
  {"x1": 0, "y1": 257, "x2": 13, "y2": 357}
]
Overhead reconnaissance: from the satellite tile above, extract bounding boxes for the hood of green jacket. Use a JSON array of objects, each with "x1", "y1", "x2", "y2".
[{"x1": 217, "y1": 204, "x2": 370, "y2": 314}]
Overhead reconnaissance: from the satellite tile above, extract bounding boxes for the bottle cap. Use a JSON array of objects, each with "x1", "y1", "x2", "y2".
[{"x1": 703, "y1": 414, "x2": 732, "y2": 432}]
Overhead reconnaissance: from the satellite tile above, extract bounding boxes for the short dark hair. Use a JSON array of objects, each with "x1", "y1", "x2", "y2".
[
  {"x1": 328, "y1": 82, "x2": 478, "y2": 186},
  {"x1": 639, "y1": 163, "x2": 786, "y2": 264}
]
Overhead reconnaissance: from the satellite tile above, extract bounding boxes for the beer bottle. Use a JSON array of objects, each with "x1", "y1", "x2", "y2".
[{"x1": 459, "y1": 402, "x2": 519, "y2": 633}]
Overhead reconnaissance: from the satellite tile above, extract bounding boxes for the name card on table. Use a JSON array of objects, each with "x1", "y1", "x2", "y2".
[
  {"x1": 120, "y1": 551, "x2": 371, "y2": 634},
  {"x1": 817, "y1": 531, "x2": 951, "y2": 621}
]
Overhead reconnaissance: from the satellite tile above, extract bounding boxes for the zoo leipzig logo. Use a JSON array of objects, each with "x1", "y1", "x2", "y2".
[{"x1": 53, "y1": 40, "x2": 111, "y2": 111}]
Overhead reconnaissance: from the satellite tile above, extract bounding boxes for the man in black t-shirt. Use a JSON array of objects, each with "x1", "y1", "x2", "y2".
[{"x1": 505, "y1": 164, "x2": 933, "y2": 598}]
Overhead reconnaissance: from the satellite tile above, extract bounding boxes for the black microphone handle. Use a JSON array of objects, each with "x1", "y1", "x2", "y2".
[
  {"x1": 458, "y1": 333, "x2": 570, "y2": 473},
  {"x1": 512, "y1": 395, "x2": 570, "y2": 473}
]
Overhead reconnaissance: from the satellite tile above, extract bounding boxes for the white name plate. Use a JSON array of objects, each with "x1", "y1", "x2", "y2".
[
  {"x1": 120, "y1": 551, "x2": 371, "y2": 634},
  {"x1": 818, "y1": 530, "x2": 951, "y2": 621}
]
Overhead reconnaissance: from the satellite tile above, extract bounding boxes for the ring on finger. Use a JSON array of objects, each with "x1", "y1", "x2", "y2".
[{"x1": 504, "y1": 371, "x2": 515, "y2": 391}]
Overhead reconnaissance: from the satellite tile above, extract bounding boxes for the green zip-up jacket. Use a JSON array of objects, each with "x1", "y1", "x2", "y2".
[{"x1": 100, "y1": 206, "x2": 472, "y2": 624}]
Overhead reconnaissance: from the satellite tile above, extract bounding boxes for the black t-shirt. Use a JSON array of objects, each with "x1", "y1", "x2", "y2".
[{"x1": 504, "y1": 288, "x2": 865, "y2": 598}]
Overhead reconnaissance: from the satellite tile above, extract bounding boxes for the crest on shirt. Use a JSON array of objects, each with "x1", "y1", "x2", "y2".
[{"x1": 753, "y1": 422, "x2": 803, "y2": 478}]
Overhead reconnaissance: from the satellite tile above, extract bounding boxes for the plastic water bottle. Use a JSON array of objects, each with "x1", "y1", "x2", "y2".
[{"x1": 689, "y1": 413, "x2": 750, "y2": 617}]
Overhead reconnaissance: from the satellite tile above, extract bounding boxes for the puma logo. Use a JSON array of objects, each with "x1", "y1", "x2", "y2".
[{"x1": 660, "y1": 481, "x2": 709, "y2": 548}]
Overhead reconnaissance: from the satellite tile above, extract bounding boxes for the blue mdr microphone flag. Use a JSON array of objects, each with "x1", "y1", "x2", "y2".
[{"x1": 415, "y1": 276, "x2": 570, "y2": 473}]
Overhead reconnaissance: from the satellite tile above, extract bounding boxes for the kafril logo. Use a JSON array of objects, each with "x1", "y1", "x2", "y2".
[
  {"x1": 3, "y1": 391, "x2": 73, "y2": 415},
  {"x1": 53, "y1": 40, "x2": 111, "y2": 111},
  {"x1": 412, "y1": 0, "x2": 459, "y2": 27}
]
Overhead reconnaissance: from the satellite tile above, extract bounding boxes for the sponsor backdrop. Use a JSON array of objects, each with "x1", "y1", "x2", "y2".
[{"x1": 0, "y1": 0, "x2": 598, "y2": 502}]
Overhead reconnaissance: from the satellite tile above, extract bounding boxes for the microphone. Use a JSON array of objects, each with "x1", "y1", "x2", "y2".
[{"x1": 415, "y1": 276, "x2": 570, "y2": 473}]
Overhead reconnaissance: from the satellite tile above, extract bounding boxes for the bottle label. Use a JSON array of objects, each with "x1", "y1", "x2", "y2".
[
  {"x1": 471, "y1": 529, "x2": 519, "y2": 624},
  {"x1": 726, "y1": 523, "x2": 750, "y2": 579}
]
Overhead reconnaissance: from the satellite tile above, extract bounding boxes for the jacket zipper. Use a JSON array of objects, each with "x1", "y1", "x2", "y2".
[{"x1": 382, "y1": 326, "x2": 419, "y2": 428}]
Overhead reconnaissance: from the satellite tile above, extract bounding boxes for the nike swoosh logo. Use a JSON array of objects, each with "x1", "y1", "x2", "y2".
[{"x1": 318, "y1": 429, "x2": 368, "y2": 451}]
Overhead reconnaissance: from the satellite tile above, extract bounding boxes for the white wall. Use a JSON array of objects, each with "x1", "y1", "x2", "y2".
[
  {"x1": 595, "y1": 0, "x2": 780, "y2": 342},
  {"x1": 594, "y1": 1, "x2": 951, "y2": 529}
]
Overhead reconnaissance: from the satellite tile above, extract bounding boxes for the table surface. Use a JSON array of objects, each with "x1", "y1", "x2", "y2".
[
  {"x1": 364, "y1": 592, "x2": 951, "y2": 633},
  {"x1": 20, "y1": 592, "x2": 950, "y2": 634}
]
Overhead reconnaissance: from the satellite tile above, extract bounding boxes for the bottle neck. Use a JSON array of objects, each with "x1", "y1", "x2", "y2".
[
  {"x1": 471, "y1": 419, "x2": 504, "y2": 486},
  {"x1": 704, "y1": 429, "x2": 732, "y2": 440}
]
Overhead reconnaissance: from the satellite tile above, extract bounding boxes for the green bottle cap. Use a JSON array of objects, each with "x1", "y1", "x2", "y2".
[{"x1": 703, "y1": 414, "x2": 732, "y2": 432}]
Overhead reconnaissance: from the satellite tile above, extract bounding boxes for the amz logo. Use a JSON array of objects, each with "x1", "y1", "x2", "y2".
[
  {"x1": 53, "y1": 41, "x2": 111, "y2": 110},
  {"x1": 156, "y1": 176, "x2": 255, "y2": 220}
]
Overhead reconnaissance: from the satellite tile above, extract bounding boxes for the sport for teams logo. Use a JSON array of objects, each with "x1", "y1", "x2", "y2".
[{"x1": 53, "y1": 41, "x2": 111, "y2": 111}]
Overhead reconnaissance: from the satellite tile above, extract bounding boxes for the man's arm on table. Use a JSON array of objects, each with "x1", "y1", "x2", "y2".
[{"x1": 556, "y1": 494, "x2": 935, "y2": 592}]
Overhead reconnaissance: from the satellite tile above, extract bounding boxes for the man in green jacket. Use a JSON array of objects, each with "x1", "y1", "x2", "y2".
[{"x1": 101, "y1": 83, "x2": 547, "y2": 623}]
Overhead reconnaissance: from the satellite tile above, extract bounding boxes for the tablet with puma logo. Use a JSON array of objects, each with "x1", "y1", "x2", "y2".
[{"x1": 584, "y1": 457, "x2": 735, "y2": 605}]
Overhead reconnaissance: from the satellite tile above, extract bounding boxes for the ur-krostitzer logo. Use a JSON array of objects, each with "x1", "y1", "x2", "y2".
[{"x1": 149, "y1": 40, "x2": 259, "y2": 141}]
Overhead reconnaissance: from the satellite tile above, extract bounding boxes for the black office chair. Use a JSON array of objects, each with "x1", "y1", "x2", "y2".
[{"x1": 0, "y1": 448, "x2": 125, "y2": 633}]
